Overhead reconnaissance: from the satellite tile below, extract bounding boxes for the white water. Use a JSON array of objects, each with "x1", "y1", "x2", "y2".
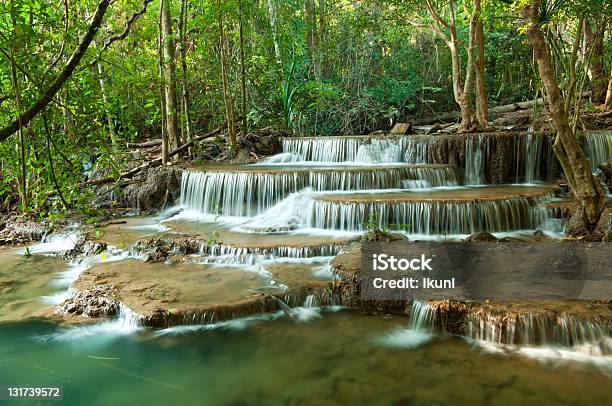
[
  {"x1": 305, "y1": 193, "x2": 554, "y2": 234},
  {"x1": 376, "y1": 301, "x2": 438, "y2": 349},
  {"x1": 465, "y1": 135, "x2": 486, "y2": 185},
  {"x1": 181, "y1": 166, "x2": 458, "y2": 217},
  {"x1": 524, "y1": 133, "x2": 543, "y2": 183},
  {"x1": 39, "y1": 304, "x2": 144, "y2": 343},
  {"x1": 25, "y1": 230, "x2": 80, "y2": 255},
  {"x1": 582, "y1": 131, "x2": 612, "y2": 172}
]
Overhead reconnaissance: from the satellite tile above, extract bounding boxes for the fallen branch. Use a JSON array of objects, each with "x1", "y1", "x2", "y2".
[{"x1": 84, "y1": 121, "x2": 232, "y2": 186}]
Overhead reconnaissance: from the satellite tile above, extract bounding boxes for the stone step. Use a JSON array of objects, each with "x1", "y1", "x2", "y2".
[{"x1": 67, "y1": 258, "x2": 335, "y2": 327}]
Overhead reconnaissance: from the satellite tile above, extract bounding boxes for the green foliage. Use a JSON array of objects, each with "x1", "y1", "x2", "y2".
[{"x1": 0, "y1": 0, "x2": 608, "y2": 214}]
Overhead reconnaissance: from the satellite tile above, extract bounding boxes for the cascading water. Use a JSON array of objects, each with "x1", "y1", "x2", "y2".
[
  {"x1": 404, "y1": 136, "x2": 436, "y2": 164},
  {"x1": 524, "y1": 133, "x2": 543, "y2": 183},
  {"x1": 376, "y1": 301, "x2": 439, "y2": 349},
  {"x1": 282, "y1": 136, "x2": 412, "y2": 163},
  {"x1": 181, "y1": 166, "x2": 458, "y2": 217},
  {"x1": 306, "y1": 194, "x2": 554, "y2": 234},
  {"x1": 465, "y1": 135, "x2": 486, "y2": 185},
  {"x1": 465, "y1": 311, "x2": 611, "y2": 356},
  {"x1": 282, "y1": 137, "x2": 363, "y2": 162},
  {"x1": 199, "y1": 243, "x2": 344, "y2": 264},
  {"x1": 582, "y1": 130, "x2": 612, "y2": 172},
  {"x1": 408, "y1": 300, "x2": 438, "y2": 333}
]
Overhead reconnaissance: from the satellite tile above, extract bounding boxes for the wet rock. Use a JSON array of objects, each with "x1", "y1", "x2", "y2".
[
  {"x1": 237, "y1": 127, "x2": 286, "y2": 160},
  {"x1": 133, "y1": 237, "x2": 202, "y2": 263},
  {"x1": 583, "y1": 233, "x2": 606, "y2": 242},
  {"x1": 596, "y1": 164, "x2": 612, "y2": 192},
  {"x1": 121, "y1": 167, "x2": 182, "y2": 212},
  {"x1": 465, "y1": 232, "x2": 498, "y2": 242},
  {"x1": 62, "y1": 236, "x2": 107, "y2": 260},
  {"x1": 56, "y1": 284, "x2": 119, "y2": 318},
  {"x1": 533, "y1": 229, "x2": 549, "y2": 241},
  {"x1": 389, "y1": 122, "x2": 412, "y2": 135},
  {"x1": 0, "y1": 214, "x2": 51, "y2": 245}
]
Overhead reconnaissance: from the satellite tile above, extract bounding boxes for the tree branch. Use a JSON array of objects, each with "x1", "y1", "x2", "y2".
[
  {"x1": 90, "y1": 0, "x2": 153, "y2": 66},
  {"x1": 0, "y1": 0, "x2": 111, "y2": 143}
]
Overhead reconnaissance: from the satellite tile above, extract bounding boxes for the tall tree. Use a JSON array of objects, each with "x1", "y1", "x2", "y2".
[
  {"x1": 405, "y1": 0, "x2": 486, "y2": 131},
  {"x1": 584, "y1": 19, "x2": 607, "y2": 103},
  {"x1": 524, "y1": 0, "x2": 605, "y2": 230},
  {"x1": 238, "y1": 0, "x2": 249, "y2": 135},
  {"x1": 218, "y1": 1, "x2": 237, "y2": 156},
  {"x1": 305, "y1": 0, "x2": 320, "y2": 80},
  {"x1": 160, "y1": 0, "x2": 180, "y2": 155},
  {"x1": 178, "y1": 0, "x2": 193, "y2": 149},
  {"x1": 267, "y1": 0, "x2": 282, "y2": 65},
  {"x1": 473, "y1": 0, "x2": 488, "y2": 128}
]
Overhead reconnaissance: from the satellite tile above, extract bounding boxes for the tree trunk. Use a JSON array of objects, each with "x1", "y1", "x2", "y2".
[
  {"x1": 161, "y1": 0, "x2": 180, "y2": 156},
  {"x1": 158, "y1": 0, "x2": 169, "y2": 164},
  {"x1": 238, "y1": 0, "x2": 248, "y2": 135},
  {"x1": 218, "y1": 1, "x2": 237, "y2": 156},
  {"x1": 95, "y1": 61, "x2": 117, "y2": 144},
  {"x1": 318, "y1": 0, "x2": 329, "y2": 77},
  {"x1": 178, "y1": 0, "x2": 193, "y2": 150},
  {"x1": 473, "y1": 0, "x2": 488, "y2": 128},
  {"x1": 305, "y1": 0, "x2": 320, "y2": 80},
  {"x1": 424, "y1": 0, "x2": 477, "y2": 131},
  {"x1": 266, "y1": 0, "x2": 282, "y2": 65},
  {"x1": 0, "y1": 0, "x2": 111, "y2": 142},
  {"x1": 9, "y1": 47, "x2": 27, "y2": 209},
  {"x1": 525, "y1": 0, "x2": 604, "y2": 229},
  {"x1": 606, "y1": 71, "x2": 612, "y2": 108},
  {"x1": 584, "y1": 20, "x2": 607, "y2": 103}
]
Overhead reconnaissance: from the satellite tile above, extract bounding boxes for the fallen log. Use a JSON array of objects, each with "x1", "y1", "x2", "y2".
[
  {"x1": 126, "y1": 139, "x2": 162, "y2": 148},
  {"x1": 414, "y1": 98, "x2": 545, "y2": 125}
]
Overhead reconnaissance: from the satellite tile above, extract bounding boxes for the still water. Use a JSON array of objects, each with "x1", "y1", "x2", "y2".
[{"x1": 1, "y1": 311, "x2": 611, "y2": 406}]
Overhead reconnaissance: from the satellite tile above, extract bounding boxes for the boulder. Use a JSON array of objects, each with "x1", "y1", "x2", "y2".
[
  {"x1": 465, "y1": 232, "x2": 499, "y2": 242},
  {"x1": 121, "y1": 166, "x2": 182, "y2": 212}
]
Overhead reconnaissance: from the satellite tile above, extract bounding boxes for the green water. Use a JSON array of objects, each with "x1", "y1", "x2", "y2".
[{"x1": 1, "y1": 312, "x2": 611, "y2": 406}]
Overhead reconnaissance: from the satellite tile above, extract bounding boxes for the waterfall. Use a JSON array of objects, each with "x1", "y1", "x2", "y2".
[
  {"x1": 282, "y1": 137, "x2": 363, "y2": 162},
  {"x1": 303, "y1": 294, "x2": 319, "y2": 308},
  {"x1": 306, "y1": 194, "x2": 553, "y2": 234},
  {"x1": 282, "y1": 136, "x2": 411, "y2": 163},
  {"x1": 354, "y1": 138, "x2": 407, "y2": 163},
  {"x1": 375, "y1": 301, "x2": 439, "y2": 348},
  {"x1": 404, "y1": 136, "x2": 436, "y2": 164},
  {"x1": 465, "y1": 312, "x2": 611, "y2": 354},
  {"x1": 582, "y1": 131, "x2": 612, "y2": 172},
  {"x1": 524, "y1": 133, "x2": 543, "y2": 183},
  {"x1": 408, "y1": 301, "x2": 438, "y2": 332},
  {"x1": 199, "y1": 243, "x2": 344, "y2": 264},
  {"x1": 464, "y1": 135, "x2": 485, "y2": 185},
  {"x1": 261, "y1": 152, "x2": 303, "y2": 163},
  {"x1": 181, "y1": 166, "x2": 459, "y2": 217},
  {"x1": 27, "y1": 230, "x2": 80, "y2": 254}
]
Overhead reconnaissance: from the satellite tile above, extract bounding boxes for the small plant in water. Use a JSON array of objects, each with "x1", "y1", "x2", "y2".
[
  {"x1": 362, "y1": 212, "x2": 392, "y2": 242},
  {"x1": 23, "y1": 246, "x2": 31, "y2": 257}
]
